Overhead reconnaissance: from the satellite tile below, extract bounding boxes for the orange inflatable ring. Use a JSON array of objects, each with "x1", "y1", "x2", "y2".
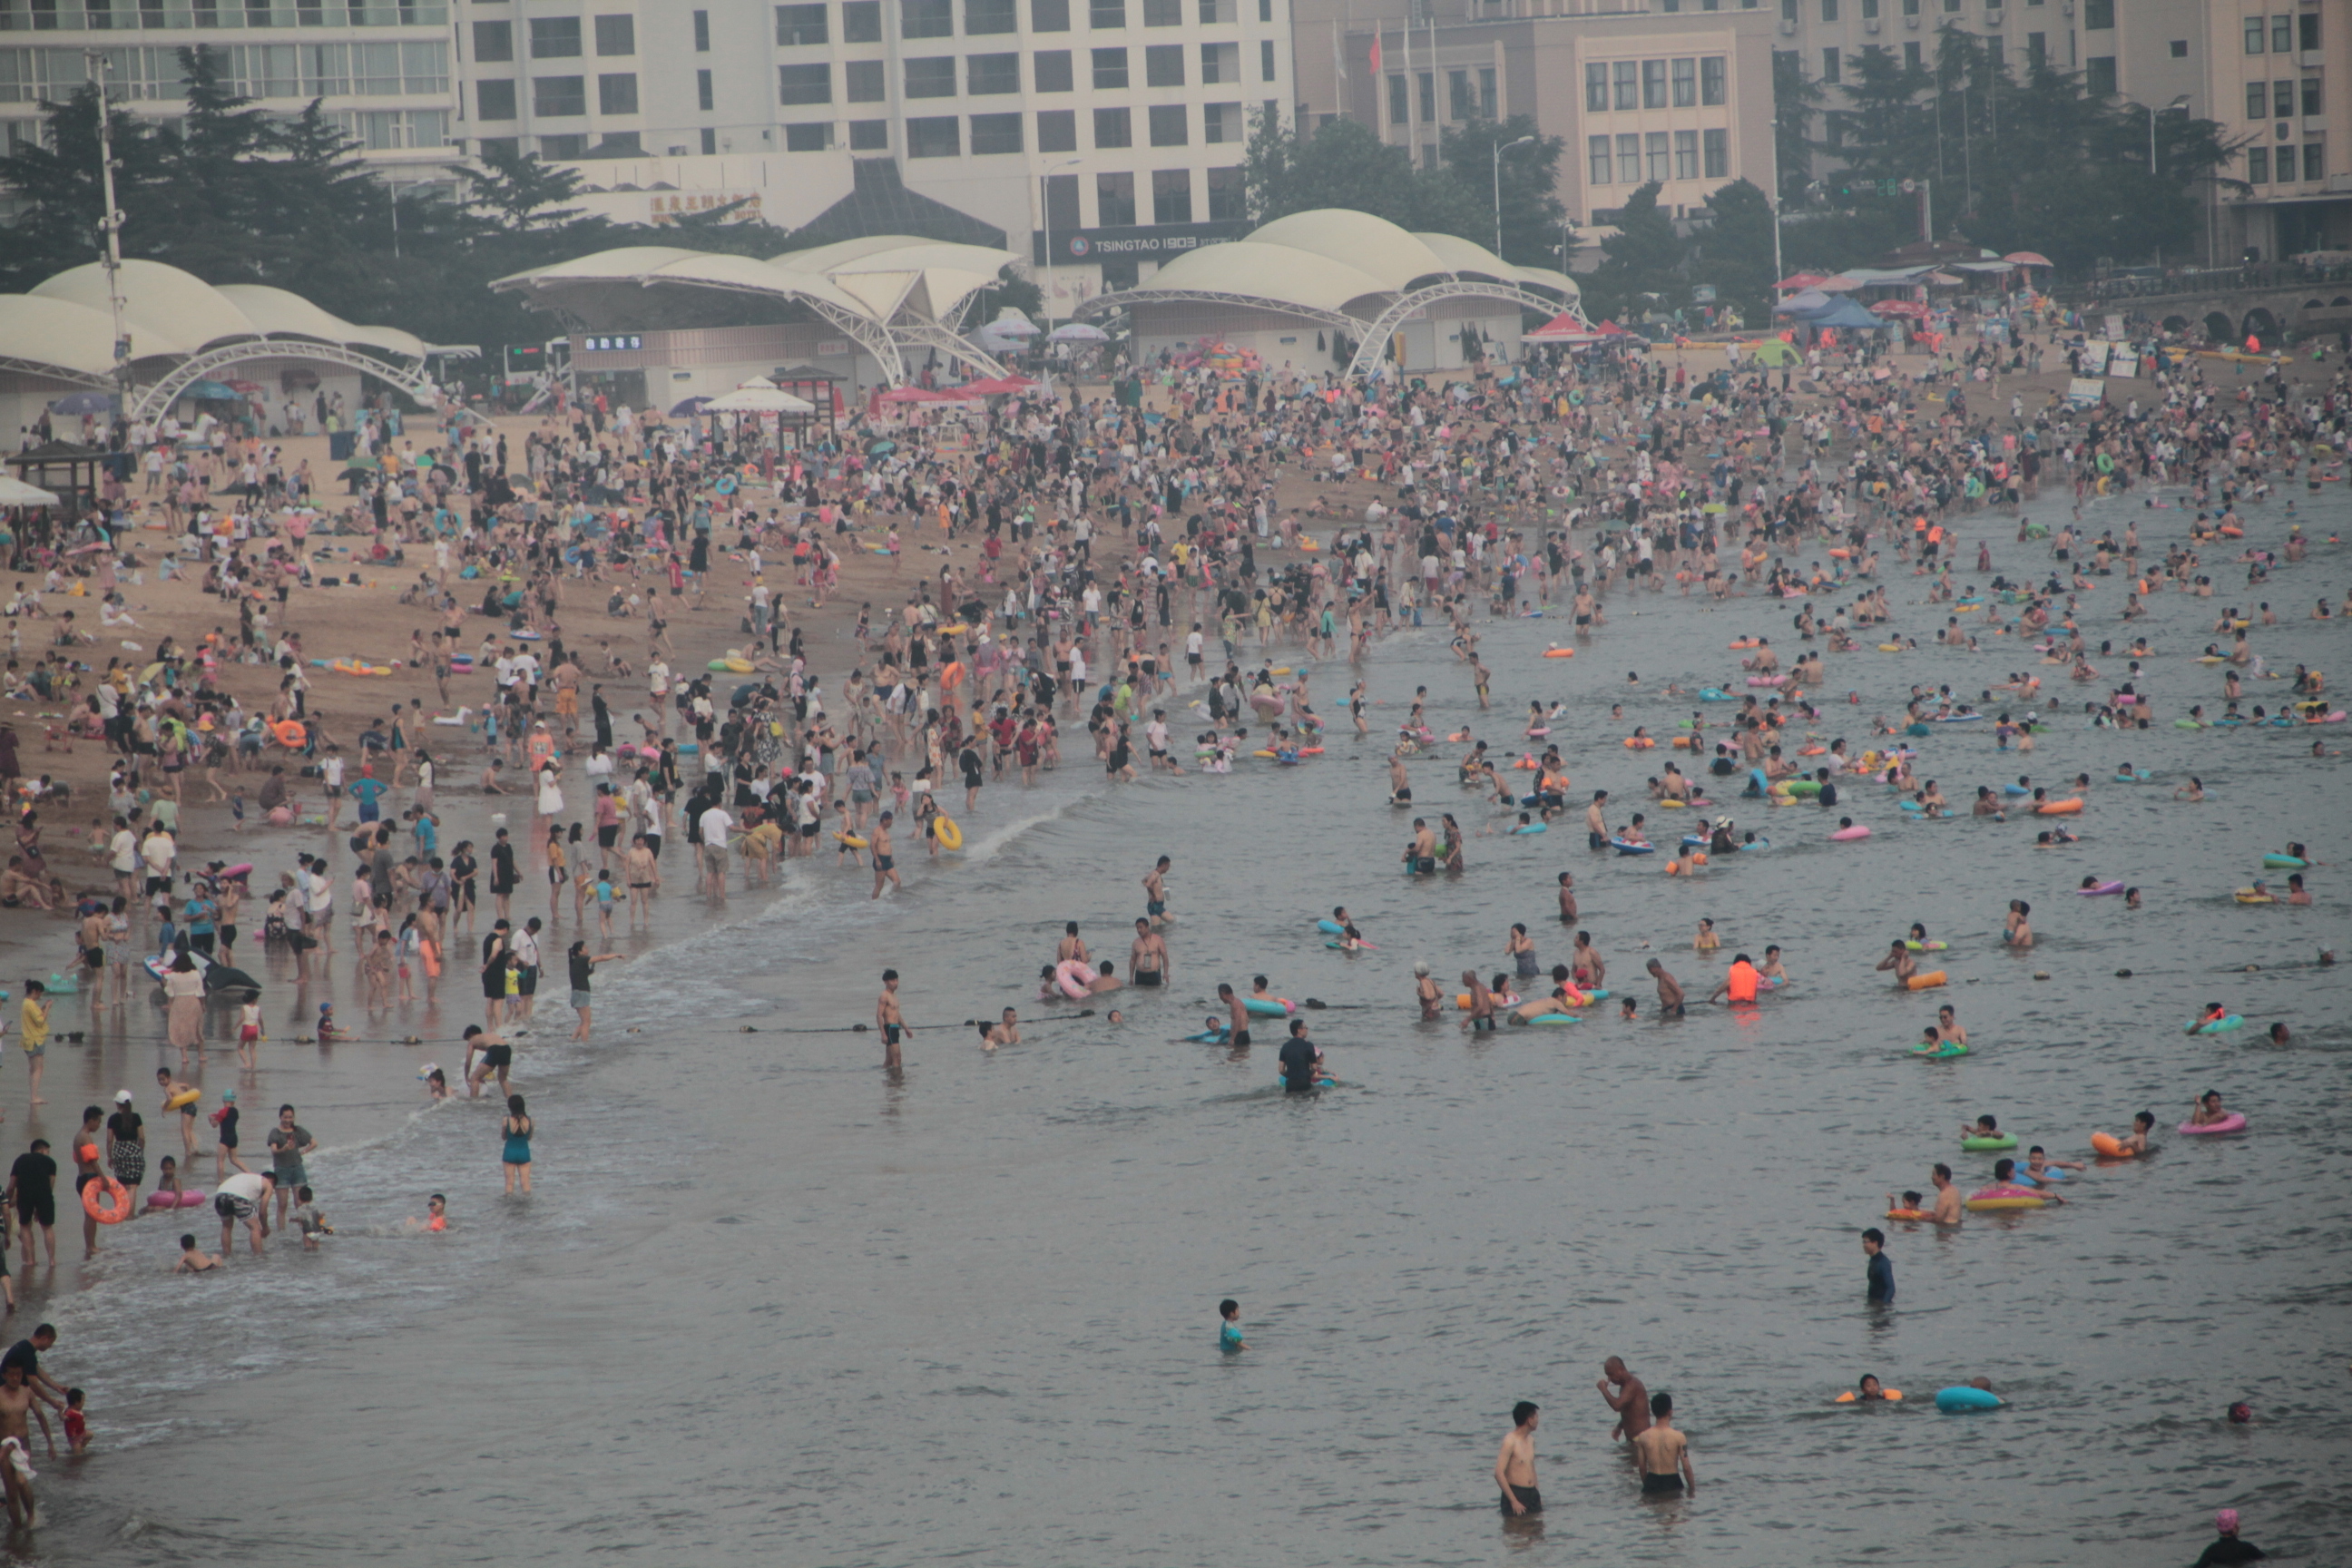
[
  {"x1": 1622, "y1": 737, "x2": 1655, "y2": 750},
  {"x1": 2035, "y1": 799, "x2": 2082, "y2": 815},
  {"x1": 1884, "y1": 1208, "x2": 1932, "y2": 1221},
  {"x1": 1512, "y1": 757, "x2": 1539, "y2": 769},
  {"x1": 1730, "y1": 639, "x2": 1760, "y2": 650},
  {"x1": 1544, "y1": 649, "x2": 1576, "y2": 659},
  {"x1": 2089, "y1": 1131, "x2": 2138, "y2": 1158},
  {"x1": 82, "y1": 1173, "x2": 133, "y2": 1225},
  {"x1": 1829, "y1": 547, "x2": 1851, "y2": 559},
  {"x1": 1799, "y1": 745, "x2": 1827, "y2": 756},
  {"x1": 1906, "y1": 970, "x2": 1948, "y2": 990},
  {"x1": 1836, "y1": 1388, "x2": 1904, "y2": 1401},
  {"x1": 269, "y1": 720, "x2": 308, "y2": 748}
]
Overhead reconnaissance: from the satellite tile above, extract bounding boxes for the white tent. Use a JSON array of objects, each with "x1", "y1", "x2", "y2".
[{"x1": 0, "y1": 476, "x2": 62, "y2": 507}]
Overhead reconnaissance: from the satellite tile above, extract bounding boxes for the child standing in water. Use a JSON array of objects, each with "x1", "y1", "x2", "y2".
[{"x1": 1218, "y1": 1299, "x2": 1246, "y2": 1352}]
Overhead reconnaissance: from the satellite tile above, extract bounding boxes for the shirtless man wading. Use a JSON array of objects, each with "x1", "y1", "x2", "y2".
[
  {"x1": 1494, "y1": 1401, "x2": 1541, "y2": 1516},
  {"x1": 1631, "y1": 1392, "x2": 1695, "y2": 1494},
  {"x1": 1129, "y1": 918, "x2": 1170, "y2": 986},
  {"x1": 1598, "y1": 1357, "x2": 1651, "y2": 1449},
  {"x1": 877, "y1": 968, "x2": 910, "y2": 1071}
]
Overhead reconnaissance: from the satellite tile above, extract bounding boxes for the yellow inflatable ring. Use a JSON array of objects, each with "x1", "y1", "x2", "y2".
[
  {"x1": 164, "y1": 1088, "x2": 201, "y2": 1110},
  {"x1": 933, "y1": 815, "x2": 964, "y2": 850},
  {"x1": 833, "y1": 832, "x2": 868, "y2": 848}
]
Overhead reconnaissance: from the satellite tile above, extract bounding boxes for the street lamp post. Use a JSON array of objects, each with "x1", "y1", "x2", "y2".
[
  {"x1": 83, "y1": 50, "x2": 131, "y2": 407},
  {"x1": 1040, "y1": 155, "x2": 1085, "y2": 335},
  {"x1": 1492, "y1": 134, "x2": 1534, "y2": 258},
  {"x1": 2148, "y1": 93, "x2": 2190, "y2": 179}
]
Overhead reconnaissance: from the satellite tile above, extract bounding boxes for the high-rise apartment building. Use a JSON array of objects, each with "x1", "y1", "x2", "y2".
[{"x1": 0, "y1": 0, "x2": 458, "y2": 192}]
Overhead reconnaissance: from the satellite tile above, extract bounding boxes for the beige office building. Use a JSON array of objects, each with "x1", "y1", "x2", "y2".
[
  {"x1": 1290, "y1": 0, "x2": 1779, "y2": 239},
  {"x1": 1768, "y1": 0, "x2": 2347, "y2": 262}
]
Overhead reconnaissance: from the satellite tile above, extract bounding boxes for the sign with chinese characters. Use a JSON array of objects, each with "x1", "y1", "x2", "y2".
[
  {"x1": 581, "y1": 334, "x2": 643, "y2": 352},
  {"x1": 650, "y1": 191, "x2": 765, "y2": 223}
]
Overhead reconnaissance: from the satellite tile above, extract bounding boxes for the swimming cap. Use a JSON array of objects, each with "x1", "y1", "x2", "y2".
[{"x1": 2216, "y1": 1509, "x2": 2239, "y2": 1533}]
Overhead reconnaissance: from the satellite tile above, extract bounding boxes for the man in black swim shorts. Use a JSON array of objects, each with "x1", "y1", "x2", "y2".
[
  {"x1": 1632, "y1": 1393, "x2": 1694, "y2": 1495},
  {"x1": 1495, "y1": 1401, "x2": 1541, "y2": 1516}
]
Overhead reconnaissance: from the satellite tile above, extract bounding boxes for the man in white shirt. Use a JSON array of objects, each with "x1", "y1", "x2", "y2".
[
  {"x1": 213, "y1": 1168, "x2": 276, "y2": 1255},
  {"x1": 511, "y1": 918, "x2": 543, "y2": 1026},
  {"x1": 648, "y1": 661, "x2": 672, "y2": 730},
  {"x1": 320, "y1": 750, "x2": 345, "y2": 831},
  {"x1": 139, "y1": 825, "x2": 176, "y2": 898},
  {"x1": 109, "y1": 816, "x2": 139, "y2": 901},
  {"x1": 697, "y1": 803, "x2": 733, "y2": 897}
]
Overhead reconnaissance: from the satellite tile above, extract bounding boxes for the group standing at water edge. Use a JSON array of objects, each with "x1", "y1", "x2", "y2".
[{"x1": 0, "y1": 316, "x2": 2344, "y2": 1551}]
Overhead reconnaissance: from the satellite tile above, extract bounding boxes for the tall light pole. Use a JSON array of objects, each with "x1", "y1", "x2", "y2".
[
  {"x1": 1039, "y1": 154, "x2": 1084, "y2": 333},
  {"x1": 2147, "y1": 93, "x2": 2190, "y2": 177},
  {"x1": 84, "y1": 49, "x2": 131, "y2": 407},
  {"x1": 1492, "y1": 133, "x2": 1533, "y2": 258}
]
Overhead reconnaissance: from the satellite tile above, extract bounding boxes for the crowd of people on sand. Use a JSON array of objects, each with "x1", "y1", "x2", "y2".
[{"x1": 4, "y1": 310, "x2": 2343, "y2": 1548}]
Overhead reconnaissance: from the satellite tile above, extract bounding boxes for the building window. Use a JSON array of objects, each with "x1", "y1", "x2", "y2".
[
  {"x1": 1201, "y1": 40, "x2": 1238, "y2": 83},
  {"x1": 2274, "y1": 79, "x2": 2294, "y2": 116},
  {"x1": 472, "y1": 20, "x2": 513, "y2": 62},
  {"x1": 1674, "y1": 128, "x2": 1698, "y2": 178},
  {"x1": 848, "y1": 118, "x2": 888, "y2": 147},
  {"x1": 2167, "y1": 37, "x2": 2186, "y2": 56},
  {"x1": 1642, "y1": 57, "x2": 1666, "y2": 107},
  {"x1": 1152, "y1": 167, "x2": 1191, "y2": 222},
  {"x1": 1090, "y1": 0, "x2": 1123, "y2": 23},
  {"x1": 1148, "y1": 102, "x2": 1186, "y2": 143},
  {"x1": 1616, "y1": 131, "x2": 1640, "y2": 181},
  {"x1": 594, "y1": 13, "x2": 633, "y2": 54},
  {"x1": 1093, "y1": 46, "x2": 1128, "y2": 86},
  {"x1": 780, "y1": 62, "x2": 834, "y2": 102},
  {"x1": 1262, "y1": 39, "x2": 1275, "y2": 81},
  {"x1": 1260, "y1": 0, "x2": 1271, "y2": 16},
  {"x1": 904, "y1": 56, "x2": 956, "y2": 96},
  {"x1": 1034, "y1": 0, "x2": 1069, "y2": 24},
  {"x1": 1819, "y1": 47, "x2": 1840, "y2": 83},
  {"x1": 907, "y1": 114, "x2": 960, "y2": 154},
  {"x1": 2083, "y1": 54, "x2": 2113, "y2": 93},
  {"x1": 1203, "y1": 101, "x2": 1242, "y2": 141},
  {"x1": 785, "y1": 121, "x2": 829, "y2": 150},
  {"x1": 776, "y1": 5, "x2": 827, "y2": 44},
  {"x1": 1093, "y1": 104, "x2": 1132, "y2": 145},
  {"x1": 2276, "y1": 143, "x2": 2298, "y2": 181},
  {"x1": 1861, "y1": 0, "x2": 1877, "y2": 17},
  {"x1": 968, "y1": 51, "x2": 1019, "y2": 92},
  {"x1": 1645, "y1": 129, "x2": 1669, "y2": 180},
  {"x1": 970, "y1": 110, "x2": 1022, "y2": 151},
  {"x1": 1200, "y1": 0, "x2": 1233, "y2": 20},
  {"x1": 2305, "y1": 138, "x2": 2325, "y2": 180},
  {"x1": 1097, "y1": 170, "x2": 1135, "y2": 223},
  {"x1": 1035, "y1": 49, "x2": 1073, "y2": 89},
  {"x1": 1481, "y1": 66, "x2": 1495, "y2": 113},
  {"x1": 1038, "y1": 106, "x2": 1077, "y2": 148},
  {"x1": 2024, "y1": 33, "x2": 2042, "y2": 68},
  {"x1": 540, "y1": 132, "x2": 587, "y2": 158},
  {"x1": 697, "y1": 67, "x2": 714, "y2": 108},
  {"x1": 847, "y1": 59, "x2": 884, "y2": 99},
  {"x1": 533, "y1": 74, "x2": 585, "y2": 115},
  {"x1": 904, "y1": 0, "x2": 953, "y2": 37},
  {"x1": 2271, "y1": 15, "x2": 2292, "y2": 52},
  {"x1": 2303, "y1": 78, "x2": 2323, "y2": 115},
  {"x1": 1700, "y1": 55, "x2": 1724, "y2": 103},
  {"x1": 598, "y1": 72, "x2": 637, "y2": 113},
  {"x1": 845, "y1": 0, "x2": 883, "y2": 38},
  {"x1": 1389, "y1": 74, "x2": 1408, "y2": 121},
  {"x1": 2300, "y1": 12, "x2": 2319, "y2": 49},
  {"x1": 1446, "y1": 68, "x2": 1470, "y2": 119},
  {"x1": 1585, "y1": 62, "x2": 1608, "y2": 111},
  {"x1": 2242, "y1": 16, "x2": 2262, "y2": 54},
  {"x1": 594, "y1": 132, "x2": 642, "y2": 155},
  {"x1": 475, "y1": 78, "x2": 516, "y2": 119},
  {"x1": 1671, "y1": 55, "x2": 1695, "y2": 105},
  {"x1": 968, "y1": 0, "x2": 1018, "y2": 30},
  {"x1": 1142, "y1": 0, "x2": 1179, "y2": 20},
  {"x1": 701, "y1": 125, "x2": 720, "y2": 152},
  {"x1": 1418, "y1": 71, "x2": 1434, "y2": 118},
  {"x1": 1144, "y1": 43, "x2": 1184, "y2": 85},
  {"x1": 1588, "y1": 133, "x2": 1611, "y2": 182},
  {"x1": 2245, "y1": 144, "x2": 2268, "y2": 181},
  {"x1": 2082, "y1": 0, "x2": 2110, "y2": 26},
  {"x1": 693, "y1": 9, "x2": 710, "y2": 50},
  {"x1": 1612, "y1": 60, "x2": 1637, "y2": 109},
  {"x1": 528, "y1": 16, "x2": 580, "y2": 56},
  {"x1": 1206, "y1": 162, "x2": 1243, "y2": 220},
  {"x1": 1044, "y1": 170, "x2": 1081, "y2": 226},
  {"x1": 1702, "y1": 125, "x2": 1727, "y2": 176},
  {"x1": 1819, "y1": 0, "x2": 1835, "y2": 18}
]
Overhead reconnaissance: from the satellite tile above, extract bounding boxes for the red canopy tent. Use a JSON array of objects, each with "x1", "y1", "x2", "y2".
[{"x1": 1522, "y1": 311, "x2": 1603, "y2": 344}]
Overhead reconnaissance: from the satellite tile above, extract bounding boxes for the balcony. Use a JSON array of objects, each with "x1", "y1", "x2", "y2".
[{"x1": 1, "y1": 2, "x2": 447, "y2": 31}]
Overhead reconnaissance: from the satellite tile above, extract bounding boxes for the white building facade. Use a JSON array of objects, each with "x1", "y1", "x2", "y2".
[{"x1": 447, "y1": 0, "x2": 1298, "y2": 311}]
